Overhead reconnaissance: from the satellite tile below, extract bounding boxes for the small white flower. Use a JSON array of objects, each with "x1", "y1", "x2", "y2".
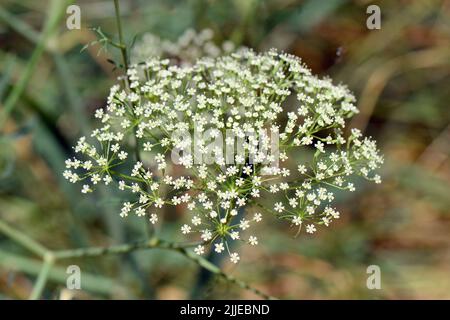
[
  {"x1": 201, "y1": 229, "x2": 212, "y2": 241},
  {"x1": 230, "y1": 252, "x2": 240, "y2": 264},
  {"x1": 192, "y1": 215, "x2": 201, "y2": 226},
  {"x1": 143, "y1": 142, "x2": 153, "y2": 151},
  {"x1": 249, "y1": 236, "x2": 258, "y2": 246},
  {"x1": 103, "y1": 175, "x2": 112, "y2": 185},
  {"x1": 292, "y1": 216, "x2": 302, "y2": 226},
  {"x1": 314, "y1": 141, "x2": 325, "y2": 153},
  {"x1": 131, "y1": 183, "x2": 140, "y2": 193},
  {"x1": 118, "y1": 151, "x2": 128, "y2": 160},
  {"x1": 154, "y1": 198, "x2": 164, "y2": 208},
  {"x1": 135, "y1": 207, "x2": 146, "y2": 217},
  {"x1": 274, "y1": 202, "x2": 284, "y2": 213},
  {"x1": 209, "y1": 211, "x2": 218, "y2": 218},
  {"x1": 81, "y1": 184, "x2": 92, "y2": 194},
  {"x1": 298, "y1": 164, "x2": 307, "y2": 174},
  {"x1": 194, "y1": 245, "x2": 205, "y2": 255},
  {"x1": 94, "y1": 108, "x2": 104, "y2": 119},
  {"x1": 306, "y1": 224, "x2": 316, "y2": 234},
  {"x1": 214, "y1": 242, "x2": 225, "y2": 253},
  {"x1": 149, "y1": 214, "x2": 158, "y2": 224},
  {"x1": 239, "y1": 219, "x2": 250, "y2": 230},
  {"x1": 91, "y1": 174, "x2": 101, "y2": 185},
  {"x1": 110, "y1": 143, "x2": 120, "y2": 153},
  {"x1": 181, "y1": 224, "x2": 191, "y2": 234},
  {"x1": 120, "y1": 202, "x2": 132, "y2": 218},
  {"x1": 374, "y1": 174, "x2": 381, "y2": 184}
]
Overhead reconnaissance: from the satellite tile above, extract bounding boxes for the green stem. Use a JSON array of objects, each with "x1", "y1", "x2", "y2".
[
  {"x1": 181, "y1": 249, "x2": 276, "y2": 300},
  {"x1": 0, "y1": 0, "x2": 69, "y2": 130},
  {"x1": 53, "y1": 238, "x2": 199, "y2": 259},
  {"x1": 0, "y1": 219, "x2": 49, "y2": 257},
  {"x1": 0, "y1": 250, "x2": 123, "y2": 295},
  {"x1": 111, "y1": 0, "x2": 142, "y2": 179},
  {"x1": 0, "y1": 218, "x2": 274, "y2": 299},
  {"x1": 113, "y1": 0, "x2": 129, "y2": 71},
  {"x1": 29, "y1": 253, "x2": 54, "y2": 300}
]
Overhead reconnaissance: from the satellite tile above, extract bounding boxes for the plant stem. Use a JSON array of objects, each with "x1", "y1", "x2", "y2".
[
  {"x1": 54, "y1": 241, "x2": 276, "y2": 300},
  {"x1": 111, "y1": 0, "x2": 142, "y2": 174},
  {"x1": 181, "y1": 249, "x2": 276, "y2": 300},
  {"x1": 0, "y1": 218, "x2": 274, "y2": 299},
  {"x1": 29, "y1": 254, "x2": 54, "y2": 300},
  {"x1": 0, "y1": 0, "x2": 69, "y2": 131},
  {"x1": 53, "y1": 238, "x2": 199, "y2": 259},
  {"x1": 0, "y1": 251, "x2": 123, "y2": 295},
  {"x1": 113, "y1": 0, "x2": 128, "y2": 71},
  {"x1": 0, "y1": 219, "x2": 49, "y2": 257}
]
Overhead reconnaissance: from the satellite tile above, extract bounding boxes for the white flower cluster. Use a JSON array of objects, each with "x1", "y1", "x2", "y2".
[
  {"x1": 131, "y1": 28, "x2": 237, "y2": 66},
  {"x1": 64, "y1": 48, "x2": 383, "y2": 264}
]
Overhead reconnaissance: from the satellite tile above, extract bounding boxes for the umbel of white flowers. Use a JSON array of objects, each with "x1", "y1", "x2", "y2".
[{"x1": 64, "y1": 49, "x2": 383, "y2": 264}]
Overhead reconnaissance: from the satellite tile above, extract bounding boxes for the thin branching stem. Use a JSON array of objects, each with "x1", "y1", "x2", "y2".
[
  {"x1": 53, "y1": 238, "x2": 199, "y2": 259},
  {"x1": 29, "y1": 253, "x2": 54, "y2": 300},
  {"x1": 0, "y1": 219, "x2": 274, "y2": 300},
  {"x1": 0, "y1": 219, "x2": 49, "y2": 257},
  {"x1": 181, "y1": 248, "x2": 277, "y2": 300}
]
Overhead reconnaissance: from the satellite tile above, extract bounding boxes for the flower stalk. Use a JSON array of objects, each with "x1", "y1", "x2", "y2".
[{"x1": 113, "y1": 0, "x2": 128, "y2": 71}]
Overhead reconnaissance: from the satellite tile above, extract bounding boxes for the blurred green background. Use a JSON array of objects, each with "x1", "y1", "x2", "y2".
[{"x1": 0, "y1": 0, "x2": 449, "y2": 299}]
